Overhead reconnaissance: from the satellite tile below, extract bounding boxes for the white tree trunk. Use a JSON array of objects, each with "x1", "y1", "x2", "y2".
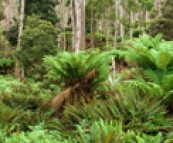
[
  {"x1": 3, "y1": 0, "x2": 13, "y2": 30},
  {"x1": 74, "y1": 0, "x2": 85, "y2": 52},
  {"x1": 17, "y1": 0, "x2": 25, "y2": 47},
  {"x1": 71, "y1": 0, "x2": 75, "y2": 52},
  {"x1": 81, "y1": 0, "x2": 85, "y2": 50},
  {"x1": 90, "y1": 0, "x2": 94, "y2": 48},
  {"x1": 119, "y1": 4, "x2": 124, "y2": 41},
  {"x1": 112, "y1": 0, "x2": 120, "y2": 81},
  {"x1": 3, "y1": 0, "x2": 13, "y2": 53},
  {"x1": 114, "y1": 0, "x2": 119, "y2": 49},
  {"x1": 15, "y1": 0, "x2": 25, "y2": 79}
]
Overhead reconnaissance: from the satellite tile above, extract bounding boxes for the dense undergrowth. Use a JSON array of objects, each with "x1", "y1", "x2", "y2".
[{"x1": 1, "y1": 34, "x2": 173, "y2": 142}]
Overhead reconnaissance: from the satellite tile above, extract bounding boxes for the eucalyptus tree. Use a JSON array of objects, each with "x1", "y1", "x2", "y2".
[
  {"x1": 120, "y1": 0, "x2": 154, "y2": 39},
  {"x1": 14, "y1": 0, "x2": 25, "y2": 79},
  {"x1": 73, "y1": 0, "x2": 85, "y2": 51},
  {"x1": 2, "y1": 0, "x2": 13, "y2": 53},
  {"x1": 85, "y1": 0, "x2": 114, "y2": 49},
  {"x1": 2, "y1": 0, "x2": 13, "y2": 30}
]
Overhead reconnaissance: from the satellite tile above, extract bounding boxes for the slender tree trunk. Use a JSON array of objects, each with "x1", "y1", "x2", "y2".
[
  {"x1": 119, "y1": 4, "x2": 124, "y2": 41},
  {"x1": 81, "y1": 0, "x2": 85, "y2": 50},
  {"x1": 3, "y1": 0, "x2": 13, "y2": 53},
  {"x1": 130, "y1": 11, "x2": 134, "y2": 40},
  {"x1": 90, "y1": 0, "x2": 95, "y2": 48},
  {"x1": 71, "y1": 0, "x2": 76, "y2": 52},
  {"x1": 145, "y1": 10, "x2": 149, "y2": 31},
  {"x1": 63, "y1": 0, "x2": 67, "y2": 51},
  {"x1": 17, "y1": 0, "x2": 25, "y2": 47},
  {"x1": 14, "y1": 0, "x2": 25, "y2": 80},
  {"x1": 114, "y1": 0, "x2": 119, "y2": 49},
  {"x1": 74, "y1": 0, "x2": 81, "y2": 51},
  {"x1": 112, "y1": 0, "x2": 120, "y2": 81},
  {"x1": 105, "y1": 20, "x2": 110, "y2": 50},
  {"x1": 74, "y1": 0, "x2": 85, "y2": 51}
]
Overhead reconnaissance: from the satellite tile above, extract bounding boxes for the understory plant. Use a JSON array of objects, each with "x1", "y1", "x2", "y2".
[
  {"x1": 0, "y1": 80, "x2": 53, "y2": 134},
  {"x1": 42, "y1": 84, "x2": 172, "y2": 141},
  {"x1": 115, "y1": 34, "x2": 173, "y2": 109},
  {"x1": 44, "y1": 50, "x2": 115, "y2": 117}
]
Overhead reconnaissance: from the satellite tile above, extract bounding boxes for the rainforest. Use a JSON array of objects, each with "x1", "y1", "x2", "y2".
[{"x1": 1, "y1": 0, "x2": 173, "y2": 142}]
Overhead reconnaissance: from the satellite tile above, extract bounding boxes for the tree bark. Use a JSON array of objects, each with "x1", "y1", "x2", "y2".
[
  {"x1": 130, "y1": 11, "x2": 134, "y2": 40},
  {"x1": 81, "y1": 0, "x2": 85, "y2": 50},
  {"x1": 14, "y1": 0, "x2": 25, "y2": 80},
  {"x1": 74, "y1": 0, "x2": 85, "y2": 51},
  {"x1": 3, "y1": 0, "x2": 13, "y2": 53},
  {"x1": 114, "y1": 0, "x2": 119, "y2": 49},
  {"x1": 119, "y1": 4, "x2": 124, "y2": 42},
  {"x1": 90, "y1": 0, "x2": 95, "y2": 48},
  {"x1": 71, "y1": 0, "x2": 76, "y2": 52}
]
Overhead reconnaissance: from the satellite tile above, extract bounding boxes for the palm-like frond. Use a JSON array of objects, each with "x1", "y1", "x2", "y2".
[
  {"x1": 59, "y1": 91, "x2": 171, "y2": 135},
  {"x1": 44, "y1": 50, "x2": 116, "y2": 117},
  {"x1": 121, "y1": 34, "x2": 173, "y2": 70},
  {"x1": 44, "y1": 50, "x2": 114, "y2": 87}
]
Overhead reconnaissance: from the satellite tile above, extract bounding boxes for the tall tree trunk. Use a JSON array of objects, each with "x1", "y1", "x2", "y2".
[
  {"x1": 90, "y1": 0, "x2": 95, "y2": 48},
  {"x1": 81, "y1": 0, "x2": 85, "y2": 50},
  {"x1": 119, "y1": 4, "x2": 124, "y2": 41},
  {"x1": 3, "y1": 0, "x2": 13, "y2": 53},
  {"x1": 14, "y1": 0, "x2": 25, "y2": 80},
  {"x1": 74, "y1": 0, "x2": 85, "y2": 51},
  {"x1": 105, "y1": 20, "x2": 110, "y2": 50},
  {"x1": 17, "y1": 0, "x2": 25, "y2": 47},
  {"x1": 63, "y1": 0, "x2": 67, "y2": 51},
  {"x1": 71, "y1": 0, "x2": 76, "y2": 52},
  {"x1": 130, "y1": 11, "x2": 134, "y2": 40},
  {"x1": 114, "y1": 0, "x2": 119, "y2": 50},
  {"x1": 112, "y1": 0, "x2": 120, "y2": 81}
]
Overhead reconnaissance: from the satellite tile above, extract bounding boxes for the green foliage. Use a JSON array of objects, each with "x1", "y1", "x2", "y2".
[
  {"x1": 76, "y1": 120, "x2": 164, "y2": 143},
  {"x1": 149, "y1": 0, "x2": 173, "y2": 40},
  {"x1": 44, "y1": 50, "x2": 115, "y2": 88},
  {"x1": 115, "y1": 34, "x2": 173, "y2": 108},
  {"x1": 6, "y1": 24, "x2": 18, "y2": 46},
  {"x1": 122, "y1": 34, "x2": 173, "y2": 70},
  {"x1": 25, "y1": 0, "x2": 59, "y2": 25},
  {"x1": 0, "y1": 58, "x2": 15, "y2": 68},
  {"x1": 56, "y1": 90, "x2": 172, "y2": 137},
  {"x1": 0, "y1": 123, "x2": 73, "y2": 143},
  {"x1": 1, "y1": 81, "x2": 52, "y2": 110},
  {"x1": 0, "y1": 103, "x2": 46, "y2": 134},
  {"x1": 0, "y1": 75, "x2": 20, "y2": 93},
  {"x1": 0, "y1": 0, "x2": 4, "y2": 21},
  {"x1": 0, "y1": 77, "x2": 55, "y2": 134},
  {"x1": 16, "y1": 15, "x2": 58, "y2": 79}
]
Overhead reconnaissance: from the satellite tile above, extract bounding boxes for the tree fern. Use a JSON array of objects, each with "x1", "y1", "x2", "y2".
[{"x1": 44, "y1": 50, "x2": 114, "y2": 88}]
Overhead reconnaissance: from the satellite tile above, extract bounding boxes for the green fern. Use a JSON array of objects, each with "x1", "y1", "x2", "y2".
[
  {"x1": 121, "y1": 34, "x2": 173, "y2": 70},
  {"x1": 44, "y1": 50, "x2": 114, "y2": 88},
  {"x1": 0, "y1": 58, "x2": 15, "y2": 68}
]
